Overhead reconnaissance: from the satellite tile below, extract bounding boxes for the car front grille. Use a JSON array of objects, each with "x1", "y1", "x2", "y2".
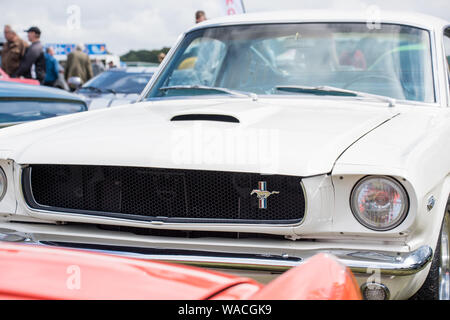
[{"x1": 22, "y1": 165, "x2": 306, "y2": 224}]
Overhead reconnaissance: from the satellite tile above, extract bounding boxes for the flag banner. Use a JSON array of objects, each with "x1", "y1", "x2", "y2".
[
  {"x1": 220, "y1": 0, "x2": 245, "y2": 16},
  {"x1": 46, "y1": 43, "x2": 107, "y2": 56}
]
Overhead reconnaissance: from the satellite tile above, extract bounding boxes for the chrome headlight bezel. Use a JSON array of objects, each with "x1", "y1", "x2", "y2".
[
  {"x1": 0, "y1": 166, "x2": 7, "y2": 202},
  {"x1": 350, "y1": 176, "x2": 409, "y2": 231}
]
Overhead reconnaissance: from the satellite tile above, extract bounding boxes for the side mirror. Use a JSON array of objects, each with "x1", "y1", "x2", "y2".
[{"x1": 68, "y1": 77, "x2": 82, "y2": 90}]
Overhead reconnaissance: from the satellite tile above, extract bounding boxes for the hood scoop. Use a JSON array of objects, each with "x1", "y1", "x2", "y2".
[{"x1": 170, "y1": 114, "x2": 240, "y2": 123}]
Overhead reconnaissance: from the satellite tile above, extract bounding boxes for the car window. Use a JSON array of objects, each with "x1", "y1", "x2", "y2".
[
  {"x1": 148, "y1": 23, "x2": 435, "y2": 103},
  {"x1": 81, "y1": 71, "x2": 153, "y2": 94},
  {"x1": 0, "y1": 100, "x2": 86, "y2": 125}
]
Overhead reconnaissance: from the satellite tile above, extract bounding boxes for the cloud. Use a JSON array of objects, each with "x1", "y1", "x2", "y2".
[
  {"x1": 1, "y1": 0, "x2": 222, "y2": 54},
  {"x1": 1, "y1": 0, "x2": 448, "y2": 56}
]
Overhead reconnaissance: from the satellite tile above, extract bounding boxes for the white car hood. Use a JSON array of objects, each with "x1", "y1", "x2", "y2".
[{"x1": 0, "y1": 97, "x2": 398, "y2": 176}]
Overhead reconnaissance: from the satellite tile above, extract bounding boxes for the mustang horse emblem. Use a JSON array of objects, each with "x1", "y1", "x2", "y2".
[{"x1": 251, "y1": 181, "x2": 280, "y2": 209}]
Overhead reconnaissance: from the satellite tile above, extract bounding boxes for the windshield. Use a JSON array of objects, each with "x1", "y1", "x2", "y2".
[
  {"x1": 0, "y1": 100, "x2": 86, "y2": 125},
  {"x1": 146, "y1": 23, "x2": 434, "y2": 103},
  {"x1": 82, "y1": 70, "x2": 154, "y2": 94}
]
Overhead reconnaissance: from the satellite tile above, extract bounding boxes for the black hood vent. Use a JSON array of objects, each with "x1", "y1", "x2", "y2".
[{"x1": 171, "y1": 114, "x2": 239, "y2": 123}]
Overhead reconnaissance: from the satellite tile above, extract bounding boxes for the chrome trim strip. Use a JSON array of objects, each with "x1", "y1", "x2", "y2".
[
  {"x1": 430, "y1": 27, "x2": 440, "y2": 105},
  {"x1": 443, "y1": 25, "x2": 450, "y2": 107},
  {"x1": 25, "y1": 239, "x2": 432, "y2": 276}
]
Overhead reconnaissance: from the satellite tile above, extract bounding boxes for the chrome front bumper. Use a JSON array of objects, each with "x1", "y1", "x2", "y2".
[
  {"x1": 39, "y1": 242, "x2": 433, "y2": 276},
  {"x1": 0, "y1": 222, "x2": 433, "y2": 277}
]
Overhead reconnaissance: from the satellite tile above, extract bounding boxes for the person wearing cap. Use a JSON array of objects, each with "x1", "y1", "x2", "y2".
[
  {"x1": 13, "y1": 26, "x2": 46, "y2": 83},
  {"x1": 1, "y1": 25, "x2": 29, "y2": 76}
]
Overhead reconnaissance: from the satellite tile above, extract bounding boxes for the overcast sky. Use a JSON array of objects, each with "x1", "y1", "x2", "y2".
[{"x1": 1, "y1": 0, "x2": 449, "y2": 55}]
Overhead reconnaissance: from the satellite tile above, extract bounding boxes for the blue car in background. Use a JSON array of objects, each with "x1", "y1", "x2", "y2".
[
  {"x1": 76, "y1": 67, "x2": 157, "y2": 110},
  {"x1": 0, "y1": 82, "x2": 87, "y2": 128}
]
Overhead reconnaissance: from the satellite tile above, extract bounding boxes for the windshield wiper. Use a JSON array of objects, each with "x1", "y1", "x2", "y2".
[
  {"x1": 103, "y1": 88, "x2": 117, "y2": 94},
  {"x1": 79, "y1": 86, "x2": 102, "y2": 93},
  {"x1": 275, "y1": 85, "x2": 396, "y2": 107},
  {"x1": 159, "y1": 85, "x2": 258, "y2": 101},
  {"x1": 79, "y1": 86, "x2": 116, "y2": 94}
]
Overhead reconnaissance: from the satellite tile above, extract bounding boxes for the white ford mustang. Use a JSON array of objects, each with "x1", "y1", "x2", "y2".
[{"x1": 0, "y1": 10, "x2": 449, "y2": 300}]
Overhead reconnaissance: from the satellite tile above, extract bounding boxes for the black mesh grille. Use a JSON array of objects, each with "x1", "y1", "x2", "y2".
[{"x1": 23, "y1": 165, "x2": 305, "y2": 224}]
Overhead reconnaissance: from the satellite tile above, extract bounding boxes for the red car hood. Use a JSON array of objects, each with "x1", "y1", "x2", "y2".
[
  {"x1": 0, "y1": 243, "x2": 258, "y2": 300},
  {"x1": 0, "y1": 68, "x2": 40, "y2": 85},
  {"x1": 0, "y1": 243, "x2": 361, "y2": 300}
]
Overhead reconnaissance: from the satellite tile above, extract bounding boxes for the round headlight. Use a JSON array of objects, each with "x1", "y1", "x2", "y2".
[
  {"x1": 350, "y1": 176, "x2": 409, "y2": 231},
  {"x1": 0, "y1": 167, "x2": 7, "y2": 202}
]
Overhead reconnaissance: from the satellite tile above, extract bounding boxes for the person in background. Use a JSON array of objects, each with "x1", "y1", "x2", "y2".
[
  {"x1": 43, "y1": 47, "x2": 59, "y2": 87},
  {"x1": 65, "y1": 43, "x2": 93, "y2": 86},
  {"x1": 1, "y1": 25, "x2": 28, "y2": 76},
  {"x1": 92, "y1": 58, "x2": 105, "y2": 77},
  {"x1": 13, "y1": 26, "x2": 46, "y2": 83},
  {"x1": 158, "y1": 52, "x2": 166, "y2": 63},
  {"x1": 55, "y1": 63, "x2": 70, "y2": 91},
  {"x1": 107, "y1": 60, "x2": 116, "y2": 69},
  {"x1": 195, "y1": 10, "x2": 207, "y2": 24}
]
